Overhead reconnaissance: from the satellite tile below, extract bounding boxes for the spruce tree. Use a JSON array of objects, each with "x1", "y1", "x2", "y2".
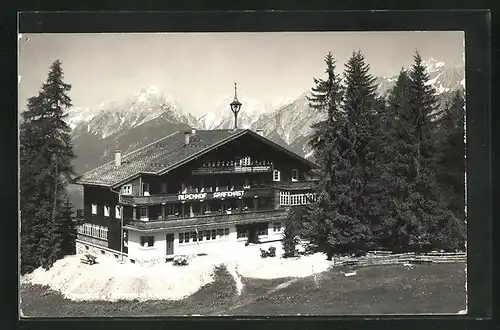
[
  {"x1": 379, "y1": 69, "x2": 425, "y2": 251},
  {"x1": 436, "y1": 90, "x2": 465, "y2": 218},
  {"x1": 303, "y1": 52, "x2": 370, "y2": 258},
  {"x1": 20, "y1": 60, "x2": 76, "y2": 274},
  {"x1": 380, "y1": 53, "x2": 465, "y2": 252},
  {"x1": 282, "y1": 207, "x2": 304, "y2": 258},
  {"x1": 60, "y1": 197, "x2": 77, "y2": 255},
  {"x1": 342, "y1": 50, "x2": 383, "y2": 251}
]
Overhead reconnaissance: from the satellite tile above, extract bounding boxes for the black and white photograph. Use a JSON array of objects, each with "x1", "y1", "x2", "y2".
[{"x1": 18, "y1": 30, "x2": 467, "y2": 317}]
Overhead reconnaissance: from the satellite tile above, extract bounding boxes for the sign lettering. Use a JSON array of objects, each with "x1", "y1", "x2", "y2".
[
  {"x1": 213, "y1": 191, "x2": 245, "y2": 199},
  {"x1": 178, "y1": 193, "x2": 207, "y2": 201}
]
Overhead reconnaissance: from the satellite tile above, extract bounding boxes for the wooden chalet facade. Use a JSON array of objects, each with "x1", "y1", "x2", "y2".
[{"x1": 75, "y1": 87, "x2": 318, "y2": 262}]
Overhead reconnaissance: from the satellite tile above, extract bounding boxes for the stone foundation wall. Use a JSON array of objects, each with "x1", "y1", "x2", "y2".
[{"x1": 76, "y1": 239, "x2": 126, "y2": 260}]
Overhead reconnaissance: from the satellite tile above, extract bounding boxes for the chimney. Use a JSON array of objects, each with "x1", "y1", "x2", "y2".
[
  {"x1": 256, "y1": 129, "x2": 264, "y2": 137},
  {"x1": 115, "y1": 149, "x2": 122, "y2": 167},
  {"x1": 184, "y1": 131, "x2": 190, "y2": 145}
]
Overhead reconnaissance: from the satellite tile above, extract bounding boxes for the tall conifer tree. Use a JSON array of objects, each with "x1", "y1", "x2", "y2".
[
  {"x1": 303, "y1": 52, "x2": 370, "y2": 258},
  {"x1": 380, "y1": 53, "x2": 465, "y2": 252},
  {"x1": 342, "y1": 50, "x2": 385, "y2": 250},
  {"x1": 20, "y1": 60, "x2": 77, "y2": 274}
]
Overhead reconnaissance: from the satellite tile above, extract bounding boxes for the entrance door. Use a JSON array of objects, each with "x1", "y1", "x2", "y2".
[
  {"x1": 221, "y1": 201, "x2": 230, "y2": 213},
  {"x1": 166, "y1": 234, "x2": 174, "y2": 255},
  {"x1": 247, "y1": 223, "x2": 259, "y2": 244}
]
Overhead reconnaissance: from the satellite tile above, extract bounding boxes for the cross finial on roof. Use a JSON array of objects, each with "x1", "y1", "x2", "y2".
[
  {"x1": 233, "y1": 82, "x2": 238, "y2": 101},
  {"x1": 230, "y1": 82, "x2": 242, "y2": 130}
]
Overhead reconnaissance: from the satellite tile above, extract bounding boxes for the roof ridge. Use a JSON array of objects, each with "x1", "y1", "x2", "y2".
[
  {"x1": 79, "y1": 130, "x2": 181, "y2": 178},
  {"x1": 123, "y1": 130, "x2": 180, "y2": 158},
  {"x1": 154, "y1": 129, "x2": 246, "y2": 175}
]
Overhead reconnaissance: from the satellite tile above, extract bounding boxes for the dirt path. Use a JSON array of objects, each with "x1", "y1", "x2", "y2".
[{"x1": 209, "y1": 277, "x2": 300, "y2": 315}]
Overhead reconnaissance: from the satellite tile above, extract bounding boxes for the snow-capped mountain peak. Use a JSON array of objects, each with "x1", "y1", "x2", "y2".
[
  {"x1": 66, "y1": 85, "x2": 196, "y2": 139},
  {"x1": 197, "y1": 94, "x2": 276, "y2": 130},
  {"x1": 422, "y1": 57, "x2": 446, "y2": 73},
  {"x1": 375, "y1": 57, "x2": 464, "y2": 98}
]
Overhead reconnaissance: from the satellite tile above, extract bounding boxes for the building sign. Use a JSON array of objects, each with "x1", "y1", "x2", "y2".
[
  {"x1": 213, "y1": 190, "x2": 245, "y2": 199},
  {"x1": 252, "y1": 166, "x2": 272, "y2": 172},
  {"x1": 178, "y1": 193, "x2": 208, "y2": 201},
  {"x1": 233, "y1": 165, "x2": 272, "y2": 172}
]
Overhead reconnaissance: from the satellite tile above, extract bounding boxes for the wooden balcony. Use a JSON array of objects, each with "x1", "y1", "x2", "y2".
[
  {"x1": 123, "y1": 208, "x2": 288, "y2": 232},
  {"x1": 192, "y1": 164, "x2": 274, "y2": 175},
  {"x1": 119, "y1": 186, "x2": 274, "y2": 206}
]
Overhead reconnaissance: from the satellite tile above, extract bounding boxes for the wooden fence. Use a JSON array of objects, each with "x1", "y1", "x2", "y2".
[{"x1": 334, "y1": 251, "x2": 466, "y2": 267}]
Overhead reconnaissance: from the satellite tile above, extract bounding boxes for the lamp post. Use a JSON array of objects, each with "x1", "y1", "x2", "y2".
[{"x1": 230, "y1": 82, "x2": 242, "y2": 129}]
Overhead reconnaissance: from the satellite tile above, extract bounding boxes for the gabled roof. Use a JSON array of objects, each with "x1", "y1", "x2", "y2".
[{"x1": 76, "y1": 129, "x2": 317, "y2": 188}]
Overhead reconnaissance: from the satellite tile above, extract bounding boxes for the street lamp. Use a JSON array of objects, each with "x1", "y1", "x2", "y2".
[{"x1": 230, "y1": 82, "x2": 242, "y2": 129}]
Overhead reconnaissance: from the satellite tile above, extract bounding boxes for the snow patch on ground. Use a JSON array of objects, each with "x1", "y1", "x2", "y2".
[
  {"x1": 22, "y1": 242, "x2": 332, "y2": 301},
  {"x1": 23, "y1": 254, "x2": 215, "y2": 302},
  {"x1": 226, "y1": 263, "x2": 243, "y2": 295}
]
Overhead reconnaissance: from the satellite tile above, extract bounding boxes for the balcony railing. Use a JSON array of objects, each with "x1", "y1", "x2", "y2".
[
  {"x1": 119, "y1": 186, "x2": 274, "y2": 206},
  {"x1": 123, "y1": 208, "x2": 287, "y2": 231},
  {"x1": 192, "y1": 164, "x2": 274, "y2": 175}
]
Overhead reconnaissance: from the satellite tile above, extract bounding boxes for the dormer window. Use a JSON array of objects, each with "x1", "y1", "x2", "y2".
[
  {"x1": 292, "y1": 169, "x2": 299, "y2": 182},
  {"x1": 122, "y1": 185, "x2": 132, "y2": 195},
  {"x1": 273, "y1": 169, "x2": 281, "y2": 182},
  {"x1": 240, "y1": 156, "x2": 251, "y2": 166}
]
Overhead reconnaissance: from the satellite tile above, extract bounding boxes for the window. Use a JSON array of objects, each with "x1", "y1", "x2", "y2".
[
  {"x1": 91, "y1": 204, "x2": 97, "y2": 215},
  {"x1": 161, "y1": 182, "x2": 168, "y2": 193},
  {"x1": 291, "y1": 169, "x2": 299, "y2": 182},
  {"x1": 122, "y1": 185, "x2": 132, "y2": 195},
  {"x1": 224, "y1": 228, "x2": 230, "y2": 236},
  {"x1": 115, "y1": 205, "x2": 121, "y2": 219},
  {"x1": 273, "y1": 170, "x2": 281, "y2": 182},
  {"x1": 179, "y1": 233, "x2": 184, "y2": 243},
  {"x1": 104, "y1": 205, "x2": 110, "y2": 217},
  {"x1": 142, "y1": 183, "x2": 150, "y2": 196},
  {"x1": 237, "y1": 228, "x2": 248, "y2": 239},
  {"x1": 258, "y1": 227, "x2": 268, "y2": 236},
  {"x1": 280, "y1": 191, "x2": 290, "y2": 206},
  {"x1": 184, "y1": 232, "x2": 191, "y2": 243},
  {"x1": 273, "y1": 222, "x2": 282, "y2": 232},
  {"x1": 198, "y1": 231, "x2": 204, "y2": 241},
  {"x1": 191, "y1": 232, "x2": 198, "y2": 242},
  {"x1": 139, "y1": 207, "x2": 148, "y2": 219},
  {"x1": 205, "y1": 230, "x2": 211, "y2": 241},
  {"x1": 217, "y1": 228, "x2": 224, "y2": 238},
  {"x1": 240, "y1": 156, "x2": 251, "y2": 166},
  {"x1": 140, "y1": 236, "x2": 154, "y2": 247},
  {"x1": 211, "y1": 230, "x2": 217, "y2": 240},
  {"x1": 164, "y1": 204, "x2": 176, "y2": 216},
  {"x1": 81, "y1": 223, "x2": 108, "y2": 240}
]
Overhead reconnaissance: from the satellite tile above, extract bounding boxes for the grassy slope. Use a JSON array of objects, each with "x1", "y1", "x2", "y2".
[{"x1": 20, "y1": 263, "x2": 466, "y2": 317}]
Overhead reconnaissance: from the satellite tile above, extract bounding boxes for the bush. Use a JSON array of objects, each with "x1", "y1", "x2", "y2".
[
  {"x1": 260, "y1": 249, "x2": 268, "y2": 258},
  {"x1": 173, "y1": 255, "x2": 188, "y2": 266},
  {"x1": 260, "y1": 246, "x2": 277, "y2": 258}
]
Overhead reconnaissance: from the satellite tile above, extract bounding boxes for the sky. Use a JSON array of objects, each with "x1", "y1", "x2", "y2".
[{"x1": 18, "y1": 32, "x2": 464, "y2": 116}]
